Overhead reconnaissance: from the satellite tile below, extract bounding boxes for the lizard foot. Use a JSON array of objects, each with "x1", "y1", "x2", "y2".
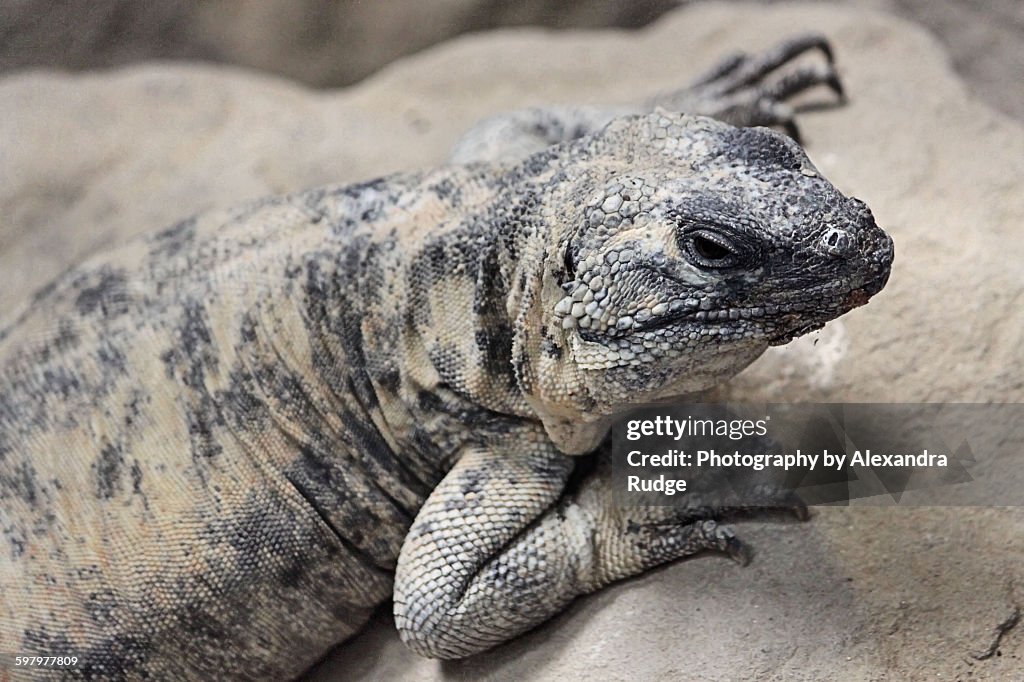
[
  {"x1": 638, "y1": 518, "x2": 754, "y2": 566},
  {"x1": 630, "y1": 476, "x2": 810, "y2": 569},
  {"x1": 650, "y1": 33, "x2": 844, "y2": 143}
]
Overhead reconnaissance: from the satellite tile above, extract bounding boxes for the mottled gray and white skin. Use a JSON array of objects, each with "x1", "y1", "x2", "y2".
[{"x1": 0, "y1": 36, "x2": 892, "y2": 679}]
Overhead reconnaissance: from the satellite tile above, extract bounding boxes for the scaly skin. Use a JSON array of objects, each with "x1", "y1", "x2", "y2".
[
  {"x1": 0, "y1": 37, "x2": 892, "y2": 679},
  {"x1": 395, "y1": 113, "x2": 892, "y2": 658}
]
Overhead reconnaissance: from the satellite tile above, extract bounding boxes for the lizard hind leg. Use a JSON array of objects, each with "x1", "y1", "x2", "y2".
[
  {"x1": 708, "y1": 33, "x2": 836, "y2": 95},
  {"x1": 649, "y1": 33, "x2": 845, "y2": 142},
  {"x1": 448, "y1": 34, "x2": 845, "y2": 164}
]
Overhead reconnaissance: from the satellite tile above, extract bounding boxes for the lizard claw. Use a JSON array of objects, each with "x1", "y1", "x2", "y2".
[
  {"x1": 735, "y1": 485, "x2": 812, "y2": 522},
  {"x1": 789, "y1": 497, "x2": 811, "y2": 522},
  {"x1": 724, "y1": 533, "x2": 754, "y2": 566},
  {"x1": 697, "y1": 520, "x2": 753, "y2": 566}
]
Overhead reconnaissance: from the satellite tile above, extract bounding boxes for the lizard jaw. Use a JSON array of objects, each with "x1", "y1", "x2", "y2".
[{"x1": 766, "y1": 285, "x2": 876, "y2": 346}]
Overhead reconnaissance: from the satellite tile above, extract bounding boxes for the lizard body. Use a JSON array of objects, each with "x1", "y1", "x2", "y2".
[{"x1": 0, "y1": 36, "x2": 892, "y2": 679}]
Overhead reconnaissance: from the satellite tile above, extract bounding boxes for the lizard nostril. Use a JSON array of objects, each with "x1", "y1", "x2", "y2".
[{"x1": 820, "y1": 228, "x2": 853, "y2": 258}]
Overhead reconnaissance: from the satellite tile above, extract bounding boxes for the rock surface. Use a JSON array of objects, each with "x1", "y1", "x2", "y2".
[
  {"x1": 0, "y1": 0, "x2": 678, "y2": 89},
  {"x1": 1, "y1": 2, "x2": 1021, "y2": 680},
  {"x1": 3, "y1": 1, "x2": 1023, "y2": 122}
]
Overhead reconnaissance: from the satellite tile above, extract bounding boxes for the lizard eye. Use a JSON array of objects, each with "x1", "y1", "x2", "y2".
[
  {"x1": 683, "y1": 230, "x2": 738, "y2": 269},
  {"x1": 562, "y1": 244, "x2": 577, "y2": 279}
]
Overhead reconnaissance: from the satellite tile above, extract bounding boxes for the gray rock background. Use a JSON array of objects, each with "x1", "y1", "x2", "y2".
[
  {"x1": 1, "y1": 1, "x2": 1022, "y2": 680},
  {"x1": 2, "y1": 0, "x2": 1023, "y2": 121}
]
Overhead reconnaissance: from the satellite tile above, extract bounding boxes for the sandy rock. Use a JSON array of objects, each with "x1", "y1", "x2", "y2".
[
  {"x1": 1, "y1": 2, "x2": 1021, "y2": 680},
  {"x1": 0, "y1": 0, "x2": 679, "y2": 88},
  {"x1": 3, "y1": 1, "x2": 1023, "y2": 122}
]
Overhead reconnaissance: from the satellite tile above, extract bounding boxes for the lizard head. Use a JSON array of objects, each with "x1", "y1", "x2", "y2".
[{"x1": 515, "y1": 113, "x2": 893, "y2": 452}]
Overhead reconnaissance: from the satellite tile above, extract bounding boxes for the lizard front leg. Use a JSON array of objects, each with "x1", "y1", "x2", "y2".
[
  {"x1": 393, "y1": 441, "x2": 802, "y2": 659},
  {"x1": 449, "y1": 33, "x2": 842, "y2": 164}
]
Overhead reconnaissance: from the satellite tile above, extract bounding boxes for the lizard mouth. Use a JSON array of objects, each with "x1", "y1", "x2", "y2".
[
  {"x1": 767, "y1": 320, "x2": 826, "y2": 346},
  {"x1": 615, "y1": 284, "x2": 878, "y2": 344},
  {"x1": 765, "y1": 286, "x2": 875, "y2": 345}
]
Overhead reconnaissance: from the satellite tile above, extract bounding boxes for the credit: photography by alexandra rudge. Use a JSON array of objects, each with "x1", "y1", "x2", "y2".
[{"x1": 611, "y1": 403, "x2": 1023, "y2": 506}]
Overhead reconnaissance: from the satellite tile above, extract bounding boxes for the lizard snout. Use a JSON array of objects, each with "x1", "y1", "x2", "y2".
[
  {"x1": 833, "y1": 196, "x2": 894, "y2": 296},
  {"x1": 819, "y1": 227, "x2": 855, "y2": 258},
  {"x1": 863, "y1": 229, "x2": 894, "y2": 296}
]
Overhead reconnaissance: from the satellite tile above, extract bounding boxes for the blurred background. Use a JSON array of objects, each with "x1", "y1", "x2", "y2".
[{"x1": 2, "y1": 0, "x2": 1022, "y2": 120}]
